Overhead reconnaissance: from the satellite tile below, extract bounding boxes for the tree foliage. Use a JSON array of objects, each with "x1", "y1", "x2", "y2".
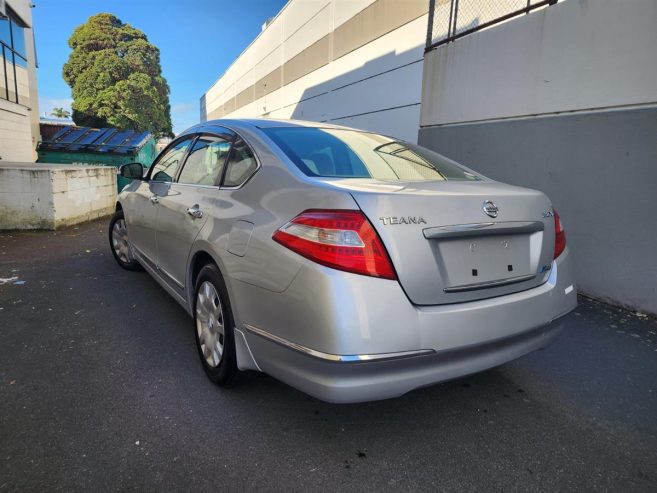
[
  {"x1": 51, "y1": 107, "x2": 71, "y2": 119},
  {"x1": 63, "y1": 13, "x2": 173, "y2": 137}
]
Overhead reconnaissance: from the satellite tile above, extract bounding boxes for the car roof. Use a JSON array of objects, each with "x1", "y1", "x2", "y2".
[{"x1": 182, "y1": 118, "x2": 358, "y2": 136}]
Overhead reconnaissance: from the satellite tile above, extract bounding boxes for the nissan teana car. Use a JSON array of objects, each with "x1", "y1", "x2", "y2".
[{"x1": 110, "y1": 119, "x2": 577, "y2": 403}]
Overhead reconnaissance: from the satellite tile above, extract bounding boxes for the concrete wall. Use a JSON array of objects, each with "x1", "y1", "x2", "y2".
[
  {"x1": 418, "y1": 0, "x2": 657, "y2": 314},
  {"x1": 420, "y1": 108, "x2": 657, "y2": 314},
  {"x1": 420, "y1": 0, "x2": 657, "y2": 126},
  {"x1": 0, "y1": 0, "x2": 40, "y2": 161},
  {"x1": 0, "y1": 163, "x2": 117, "y2": 230}
]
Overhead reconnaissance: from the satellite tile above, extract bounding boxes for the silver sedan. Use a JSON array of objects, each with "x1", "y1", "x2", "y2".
[{"x1": 110, "y1": 119, "x2": 577, "y2": 403}]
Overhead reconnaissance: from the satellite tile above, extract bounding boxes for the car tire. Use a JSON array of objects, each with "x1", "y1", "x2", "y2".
[
  {"x1": 108, "y1": 210, "x2": 142, "y2": 271},
  {"x1": 193, "y1": 264, "x2": 237, "y2": 385}
]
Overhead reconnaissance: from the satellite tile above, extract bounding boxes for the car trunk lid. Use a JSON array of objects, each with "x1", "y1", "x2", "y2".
[{"x1": 328, "y1": 178, "x2": 556, "y2": 305}]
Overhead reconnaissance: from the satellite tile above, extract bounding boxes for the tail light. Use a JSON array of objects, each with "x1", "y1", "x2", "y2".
[
  {"x1": 273, "y1": 210, "x2": 397, "y2": 280},
  {"x1": 553, "y1": 209, "x2": 566, "y2": 259}
]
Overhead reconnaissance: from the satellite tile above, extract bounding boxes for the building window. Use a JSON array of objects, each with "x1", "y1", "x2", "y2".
[{"x1": 0, "y1": 8, "x2": 29, "y2": 106}]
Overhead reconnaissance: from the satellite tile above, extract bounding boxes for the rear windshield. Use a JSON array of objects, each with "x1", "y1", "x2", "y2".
[{"x1": 262, "y1": 127, "x2": 479, "y2": 181}]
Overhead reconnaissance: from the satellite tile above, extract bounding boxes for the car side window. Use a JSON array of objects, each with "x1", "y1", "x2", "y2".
[
  {"x1": 177, "y1": 135, "x2": 231, "y2": 186},
  {"x1": 223, "y1": 139, "x2": 257, "y2": 187},
  {"x1": 150, "y1": 137, "x2": 193, "y2": 182}
]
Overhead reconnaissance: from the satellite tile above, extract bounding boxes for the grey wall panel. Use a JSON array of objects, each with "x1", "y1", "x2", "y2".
[
  {"x1": 332, "y1": 0, "x2": 427, "y2": 60},
  {"x1": 235, "y1": 86, "x2": 254, "y2": 110},
  {"x1": 418, "y1": 107, "x2": 657, "y2": 314},
  {"x1": 255, "y1": 67, "x2": 282, "y2": 100},
  {"x1": 283, "y1": 36, "x2": 330, "y2": 86}
]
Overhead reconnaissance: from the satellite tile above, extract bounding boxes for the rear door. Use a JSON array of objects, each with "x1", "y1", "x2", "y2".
[{"x1": 154, "y1": 133, "x2": 233, "y2": 290}]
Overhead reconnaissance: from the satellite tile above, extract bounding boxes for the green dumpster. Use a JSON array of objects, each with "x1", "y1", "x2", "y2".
[{"x1": 37, "y1": 126, "x2": 157, "y2": 191}]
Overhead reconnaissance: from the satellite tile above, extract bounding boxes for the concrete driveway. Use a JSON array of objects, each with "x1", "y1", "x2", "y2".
[{"x1": 1, "y1": 219, "x2": 656, "y2": 491}]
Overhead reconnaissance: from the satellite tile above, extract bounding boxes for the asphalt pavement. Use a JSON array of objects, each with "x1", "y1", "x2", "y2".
[{"x1": 1, "y1": 219, "x2": 656, "y2": 492}]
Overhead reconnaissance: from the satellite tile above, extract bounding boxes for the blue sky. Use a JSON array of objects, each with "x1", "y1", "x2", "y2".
[{"x1": 34, "y1": 0, "x2": 287, "y2": 134}]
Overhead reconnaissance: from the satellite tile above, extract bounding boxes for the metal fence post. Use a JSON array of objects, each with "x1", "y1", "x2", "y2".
[
  {"x1": 451, "y1": 0, "x2": 460, "y2": 41},
  {"x1": 447, "y1": 0, "x2": 455, "y2": 39},
  {"x1": 425, "y1": 0, "x2": 436, "y2": 50}
]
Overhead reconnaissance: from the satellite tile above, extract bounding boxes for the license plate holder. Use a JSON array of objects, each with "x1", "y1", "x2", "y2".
[{"x1": 437, "y1": 234, "x2": 532, "y2": 289}]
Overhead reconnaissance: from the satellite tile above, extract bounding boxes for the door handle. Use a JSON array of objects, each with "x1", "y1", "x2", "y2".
[
  {"x1": 150, "y1": 195, "x2": 160, "y2": 204},
  {"x1": 186, "y1": 205, "x2": 203, "y2": 219}
]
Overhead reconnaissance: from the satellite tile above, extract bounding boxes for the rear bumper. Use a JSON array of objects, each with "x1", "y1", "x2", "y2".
[
  {"x1": 238, "y1": 248, "x2": 577, "y2": 403},
  {"x1": 245, "y1": 317, "x2": 566, "y2": 403}
]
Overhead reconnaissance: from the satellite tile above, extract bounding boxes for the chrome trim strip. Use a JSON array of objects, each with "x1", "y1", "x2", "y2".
[
  {"x1": 169, "y1": 182, "x2": 221, "y2": 190},
  {"x1": 158, "y1": 265, "x2": 185, "y2": 290},
  {"x1": 132, "y1": 246, "x2": 184, "y2": 291},
  {"x1": 131, "y1": 245, "x2": 156, "y2": 270},
  {"x1": 243, "y1": 324, "x2": 435, "y2": 362},
  {"x1": 444, "y1": 273, "x2": 536, "y2": 293},
  {"x1": 132, "y1": 249, "x2": 189, "y2": 309},
  {"x1": 423, "y1": 221, "x2": 544, "y2": 240}
]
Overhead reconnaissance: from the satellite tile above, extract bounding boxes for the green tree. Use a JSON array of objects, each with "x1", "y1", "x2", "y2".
[
  {"x1": 51, "y1": 107, "x2": 71, "y2": 119},
  {"x1": 63, "y1": 13, "x2": 173, "y2": 137}
]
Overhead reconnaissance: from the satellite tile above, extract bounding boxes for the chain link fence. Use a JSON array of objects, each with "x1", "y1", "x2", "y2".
[{"x1": 426, "y1": 0, "x2": 558, "y2": 51}]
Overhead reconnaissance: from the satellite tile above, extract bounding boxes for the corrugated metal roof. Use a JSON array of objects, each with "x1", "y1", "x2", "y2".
[{"x1": 37, "y1": 126, "x2": 153, "y2": 155}]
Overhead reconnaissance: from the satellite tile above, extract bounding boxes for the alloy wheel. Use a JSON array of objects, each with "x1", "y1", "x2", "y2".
[
  {"x1": 111, "y1": 218, "x2": 134, "y2": 263},
  {"x1": 196, "y1": 281, "x2": 225, "y2": 367}
]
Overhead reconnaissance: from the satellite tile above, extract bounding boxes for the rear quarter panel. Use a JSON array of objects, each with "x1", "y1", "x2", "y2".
[{"x1": 188, "y1": 127, "x2": 359, "y2": 330}]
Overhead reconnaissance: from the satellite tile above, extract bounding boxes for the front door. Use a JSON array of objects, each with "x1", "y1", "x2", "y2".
[
  {"x1": 126, "y1": 180, "x2": 168, "y2": 266},
  {"x1": 129, "y1": 136, "x2": 195, "y2": 266}
]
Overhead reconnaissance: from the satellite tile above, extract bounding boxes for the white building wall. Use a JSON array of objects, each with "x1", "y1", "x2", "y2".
[
  {"x1": 0, "y1": 99, "x2": 33, "y2": 161},
  {"x1": 0, "y1": 0, "x2": 40, "y2": 162},
  {"x1": 202, "y1": 0, "x2": 428, "y2": 142}
]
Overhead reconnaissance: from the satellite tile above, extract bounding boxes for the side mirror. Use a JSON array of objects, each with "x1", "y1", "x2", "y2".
[{"x1": 119, "y1": 162, "x2": 145, "y2": 180}]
